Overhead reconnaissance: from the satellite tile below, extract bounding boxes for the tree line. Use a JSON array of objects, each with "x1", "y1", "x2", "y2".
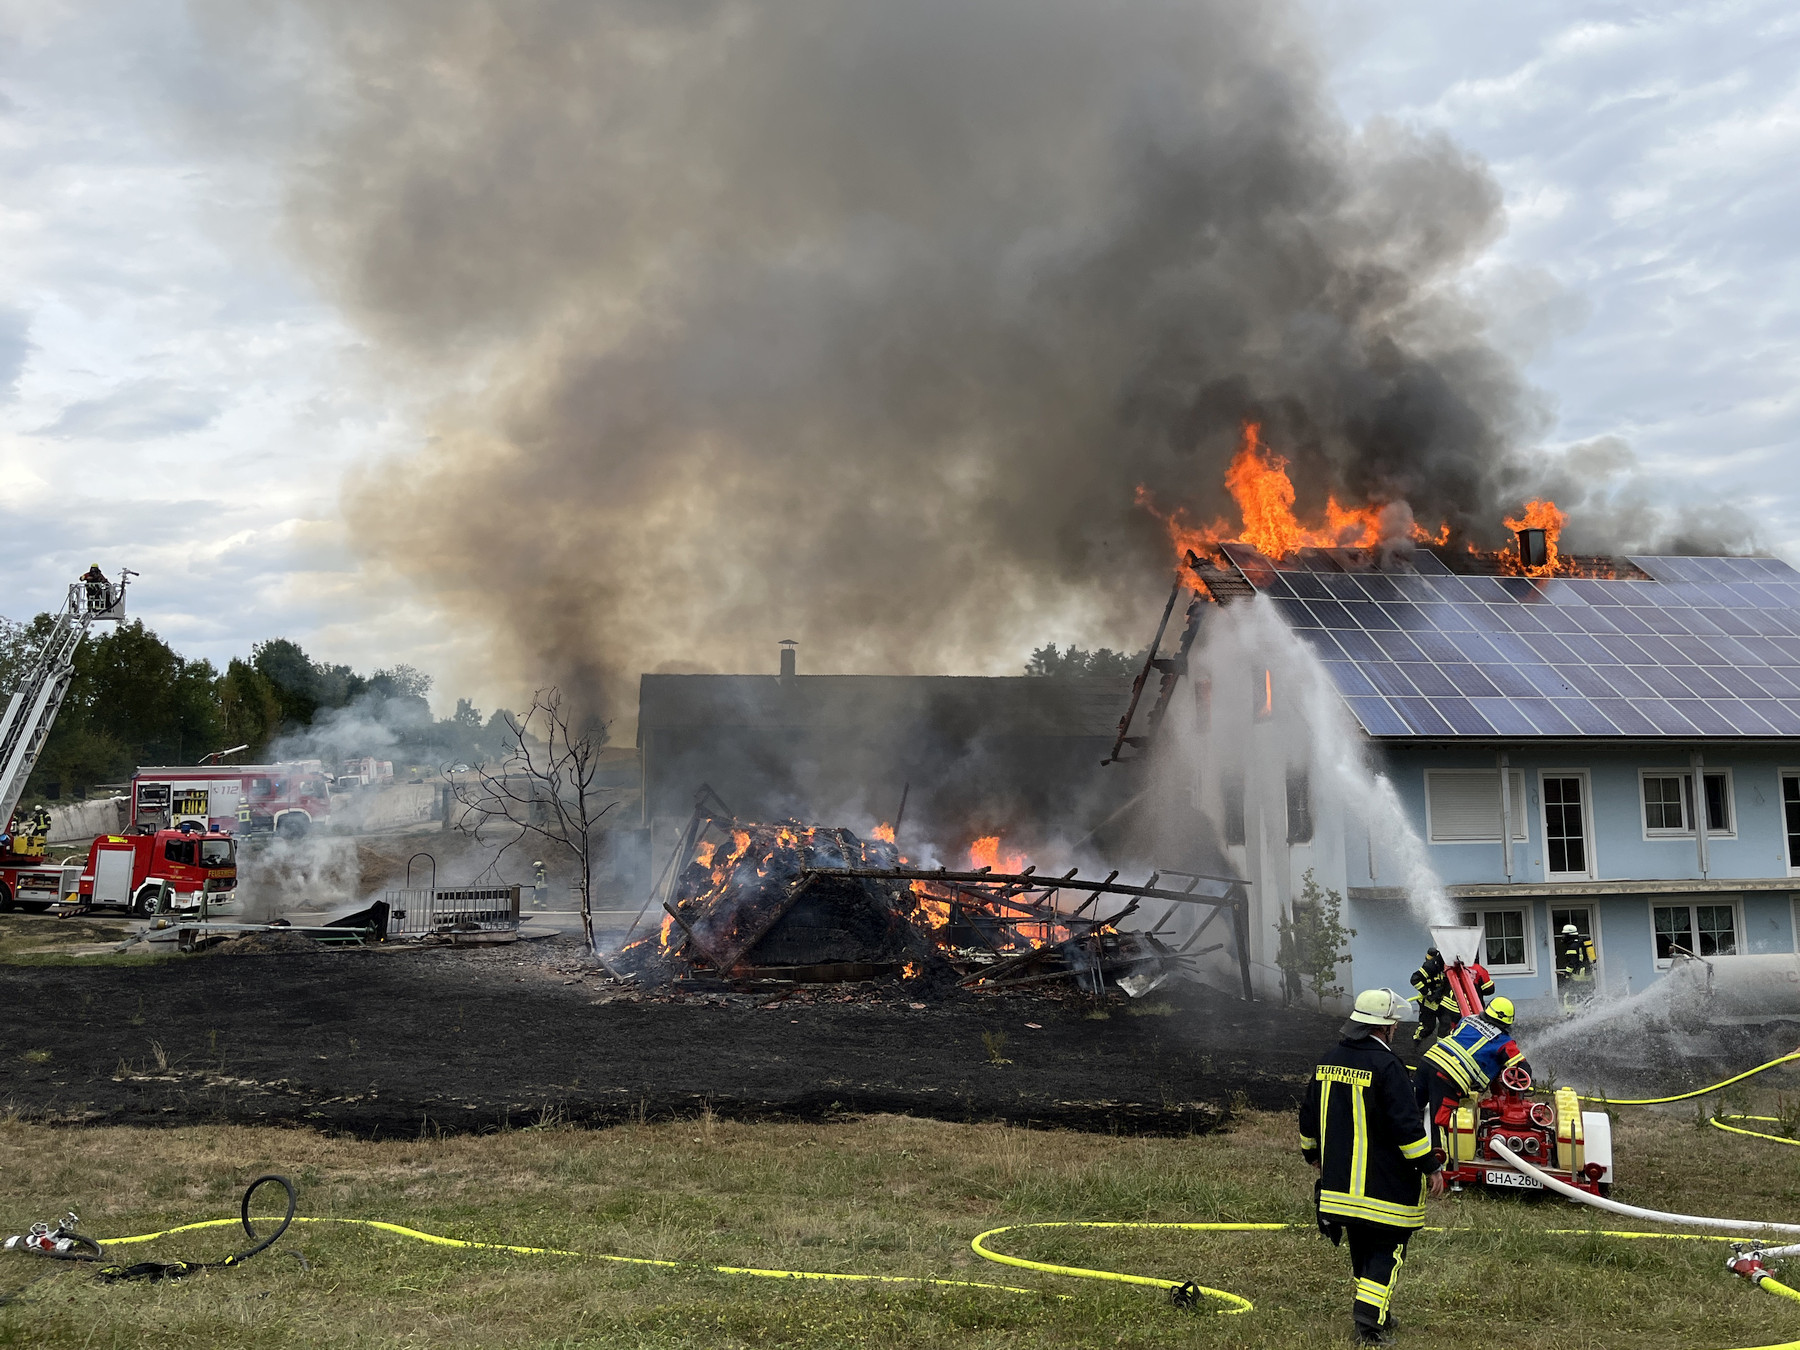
[{"x1": 0, "y1": 614, "x2": 517, "y2": 801}]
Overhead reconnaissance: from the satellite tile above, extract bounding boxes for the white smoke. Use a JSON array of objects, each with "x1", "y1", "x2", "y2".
[{"x1": 1160, "y1": 595, "x2": 1450, "y2": 931}]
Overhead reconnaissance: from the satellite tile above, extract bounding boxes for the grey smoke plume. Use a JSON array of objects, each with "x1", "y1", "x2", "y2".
[{"x1": 199, "y1": 0, "x2": 1730, "y2": 708}]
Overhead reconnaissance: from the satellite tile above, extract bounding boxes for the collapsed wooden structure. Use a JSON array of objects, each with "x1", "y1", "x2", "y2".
[{"x1": 611, "y1": 788, "x2": 1252, "y2": 998}]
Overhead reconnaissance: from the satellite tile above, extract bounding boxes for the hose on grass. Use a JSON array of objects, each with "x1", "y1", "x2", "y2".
[
  {"x1": 1577, "y1": 1050, "x2": 1800, "y2": 1107},
  {"x1": 95, "y1": 1174, "x2": 297, "y2": 1283},
  {"x1": 98, "y1": 1213, "x2": 1049, "y2": 1299}
]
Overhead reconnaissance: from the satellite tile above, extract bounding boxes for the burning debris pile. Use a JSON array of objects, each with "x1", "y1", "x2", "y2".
[{"x1": 612, "y1": 809, "x2": 1247, "y2": 998}]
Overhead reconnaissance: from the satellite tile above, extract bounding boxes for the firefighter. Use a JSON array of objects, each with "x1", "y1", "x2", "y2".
[
  {"x1": 1408, "y1": 948, "x2": 1456, "y2": 1049},
  {"x1": 80, "y1": 564, "x2": 109, "y2": 612},
  {"x1": 1300, "y1": 987, "x2": 1445, "y2": 1346},
  {"x1": 1416, "y1": 996, "x2": 1531, "y2": 1154},
  {"x1": 1555, "y1": 923, "x2": 1597, "y2": 1004},
  {"x1": 236, "y1": 798, "x2": 253, "y2": 833},
  {"x1": 27, "y1": 804, "x2": 50, "y2": 839},
  {"x1": 532, "y1": 860, "x2": 548, "y2": 910}
]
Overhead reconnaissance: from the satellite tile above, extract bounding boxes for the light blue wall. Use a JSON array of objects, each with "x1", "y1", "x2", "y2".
[
  {"x1": 1337, "y1": 744, "x2": 1798, "y2": 1013},
  {"x1": 1382, "y1": 744, "x2": 1799, "y2": 886}
]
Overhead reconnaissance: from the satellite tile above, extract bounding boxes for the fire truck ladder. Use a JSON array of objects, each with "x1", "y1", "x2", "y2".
[{"x1": 0, "y1": 575, "x2": 129, "y2": 831}]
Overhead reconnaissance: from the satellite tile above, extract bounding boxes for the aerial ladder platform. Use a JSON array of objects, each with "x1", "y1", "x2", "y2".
[{"x1": 0, "y1": 571, "x2": 130, "y2": 845}]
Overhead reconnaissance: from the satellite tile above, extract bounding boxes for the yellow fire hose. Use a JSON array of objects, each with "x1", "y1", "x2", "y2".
[{"x1": 8, "y1": 1052, "x2": 1795, "y2": 1338}]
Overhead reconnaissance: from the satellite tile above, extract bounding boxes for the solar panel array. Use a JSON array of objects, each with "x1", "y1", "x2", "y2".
[{"x1": 1221, "y1": 544, "x2": 1800, "y2": 739}]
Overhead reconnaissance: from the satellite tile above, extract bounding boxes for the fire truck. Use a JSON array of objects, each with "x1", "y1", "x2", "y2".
[
  {"x1": 130, "y1": 763, "x2": 331, "y2": 837},
  {"x1": 76, "y1": 828, "x2": 239, "y2": 916},
  {"x1": 0, "y1": 570, "x2": 244, "y2": 919},
  {"x1": 0, "y1": 570, "x2": 131, "y2": 912}
]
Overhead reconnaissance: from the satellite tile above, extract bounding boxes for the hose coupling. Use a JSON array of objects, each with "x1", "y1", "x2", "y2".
[
  {"x1": 1727, "y1": 1245, "x2": 1771, "y2": 1285},
  {"x1": 1169, "y1": 1279, "x2": 1203, "y2": 1309}
]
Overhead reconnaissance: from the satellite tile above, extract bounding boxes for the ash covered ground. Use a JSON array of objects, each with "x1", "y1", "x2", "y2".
[{"x1": 0, "y1": 933, "x2": 1341, "y2": 1137}]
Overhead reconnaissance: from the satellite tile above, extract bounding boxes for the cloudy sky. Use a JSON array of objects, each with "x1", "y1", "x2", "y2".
[{"x1": 1, "y1": 0, "x2": 1795, "y2": 712}]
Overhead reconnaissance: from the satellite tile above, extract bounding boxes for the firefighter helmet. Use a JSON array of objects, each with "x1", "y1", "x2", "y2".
[
  {"x1": 1486, "y1": 996, "x2": 1516, "y2": 1026},
  {"x1": 1349, "y1": 987, "x2": 1408, "y2": 1026},
  {"x1": 1561, "y1": 923, "x2": 1579, "y2": 936}
]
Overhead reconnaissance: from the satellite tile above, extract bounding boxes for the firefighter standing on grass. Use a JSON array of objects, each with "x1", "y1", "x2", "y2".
[{"x1": 1300, "y1": 987, "x2": 1444, "y2": 1346}]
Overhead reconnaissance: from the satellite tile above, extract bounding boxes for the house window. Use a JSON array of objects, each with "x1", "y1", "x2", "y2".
[
  {"x1": 1784, "y1": 774, "x2": 1800, "y2": 874},
  {"x1": 1457, "y1": 907, "x2": 1533, "y2": 975},
  {"x1": 1425, "y1": 770, "x2": 1527, "y2": 843},
  {"x1": 1643, "y1": 776, "x2": 1686, "y2": 831},
  {"x1": 1652, "y1": 902, "x2": 1739, "y2": 965},
  {"x1": 1640, "y1": 770, "x2": 1735, "y2": 837},
  {"x1": 1542, "y1": 774, "x2": 1592, "y2": 878},
  {"x1": 1221, "y1": 775, "x2": 1246, "y2": 847},
  {"x1": 1285, "y1": 770, "x2": 1313, "y2": 845}
]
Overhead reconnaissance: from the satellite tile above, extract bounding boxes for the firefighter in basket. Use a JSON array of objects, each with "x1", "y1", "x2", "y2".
[
  {"x1": 1415, "y1": 995, "x2": 1530, "y2": 1154},
  {"x1": 1408, "y1": 946, "x2": 1495, "y2": 1050},
  {"x1": 80, "y1": 564, "x2": 110, "y2": 612},
  {"x1": 1555, "y1": 923, "x2": 1597, "y2": 1006},
  {"x1": 1300, "y1": 987, "x2": 1445, "y2": 1346}
]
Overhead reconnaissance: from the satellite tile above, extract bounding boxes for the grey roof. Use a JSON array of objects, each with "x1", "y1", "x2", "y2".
[
  {"x1": 1231, "y1": 543, "x2": 1800, "y2": 739},
  {"x1": 636, "y1": 675, "x2": 1131, "y2": 742}
]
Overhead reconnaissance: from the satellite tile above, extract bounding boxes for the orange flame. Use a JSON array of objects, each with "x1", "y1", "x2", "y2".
[
  {"x1": 1502, "y1": 499, "x2": 1566, "y2": 577},
  {"x1": 1139, "y1": 423, "x2": 1450, "y2": 568},
  {"x1": 872, "y1": 822, "x2": 896, "y2": 843},
  {"x1": 968, "y1": 835, "x2": 1028, "y2": 874}
]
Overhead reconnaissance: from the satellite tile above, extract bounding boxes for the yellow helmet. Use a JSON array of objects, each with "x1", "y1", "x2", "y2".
[{"x1": 1486, "y1": 996, "x2": 1515, "y2": 1026}]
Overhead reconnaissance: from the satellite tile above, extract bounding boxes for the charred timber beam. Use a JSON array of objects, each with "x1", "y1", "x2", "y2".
[
  {"x1": 661, "y1": 901, "x2": 729, "y2": 970},
  {"x1": 711, "y1": 872, "x2": 822, "y2": 973},
  {"x1": 803, "y1": 867, "x2": 1246, "y2": 906}
]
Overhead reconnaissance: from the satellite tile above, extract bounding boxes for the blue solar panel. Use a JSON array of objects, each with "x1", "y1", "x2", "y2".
[{"x1": 1240, "y1": 551, "x2": 1800, "y2": 738}]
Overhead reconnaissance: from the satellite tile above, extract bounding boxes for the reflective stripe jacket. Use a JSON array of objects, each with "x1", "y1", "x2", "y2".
[
  {"x1": 1422, "y1": 1014, "x2": 1526, "y2": 1095},
  {"x1": 1409, "y1": 955, "x2": 1449, "y2": 1010},
  {"x1": 1299, "y1": 1032, "x2": 1439, "y2": 1230}
]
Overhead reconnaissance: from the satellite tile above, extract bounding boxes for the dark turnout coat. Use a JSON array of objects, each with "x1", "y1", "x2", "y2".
[{"x1": 1299, "y1": 1031, "x2": 1439, "y2": 1230}]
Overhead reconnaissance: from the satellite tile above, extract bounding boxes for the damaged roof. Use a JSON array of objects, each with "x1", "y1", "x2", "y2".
[{"x1": 1224, "y1": 542, "x2": 1800, "y2": 739}]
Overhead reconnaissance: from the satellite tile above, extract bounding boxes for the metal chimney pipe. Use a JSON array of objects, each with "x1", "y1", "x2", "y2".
[{"x1": 779, "y1": 639, "x2": 797, "y2": 678}]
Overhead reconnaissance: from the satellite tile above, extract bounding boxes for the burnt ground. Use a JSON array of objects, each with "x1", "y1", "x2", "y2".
[{"x1": 0, "y1": 936, "x2": 1344, "y2": 1137}]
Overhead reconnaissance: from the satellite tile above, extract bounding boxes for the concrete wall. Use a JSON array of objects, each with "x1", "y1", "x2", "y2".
[{"x1": 47, "y1": 796, "x2": 126, "y2": 843}]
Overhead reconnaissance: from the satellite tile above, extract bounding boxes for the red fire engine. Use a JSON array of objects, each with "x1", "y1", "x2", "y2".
[
  {"x1": 130, "y1": 764, "x2": 331, "y2": 837},
  {"x1": 76, "y1": 827, "x2": 239, "y2": 916}
]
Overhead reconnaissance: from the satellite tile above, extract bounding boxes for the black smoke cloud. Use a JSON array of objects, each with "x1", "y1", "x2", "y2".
[{"x1": 197, "y1": 0, "x2": 1747, "y2": 710}]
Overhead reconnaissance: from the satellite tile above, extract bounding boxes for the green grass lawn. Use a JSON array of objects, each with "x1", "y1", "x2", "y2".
[{"x1": 1, "y1": 1102, "x2": 1798, "y2": 1348}]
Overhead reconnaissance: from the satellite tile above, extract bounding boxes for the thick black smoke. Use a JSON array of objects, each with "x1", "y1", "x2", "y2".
[{"x1": 198, "y1": 0, "x2": 1746, "y2": 710}]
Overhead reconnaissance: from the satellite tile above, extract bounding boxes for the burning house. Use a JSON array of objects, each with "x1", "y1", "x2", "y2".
[{"x1": 1114, "y1": 424, "x2": 1800, "y2": 1015}]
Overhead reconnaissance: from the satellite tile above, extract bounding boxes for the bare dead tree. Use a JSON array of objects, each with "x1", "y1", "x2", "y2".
[{"x1": 448, "y1": 687, "x2": 614, "y2": 952}]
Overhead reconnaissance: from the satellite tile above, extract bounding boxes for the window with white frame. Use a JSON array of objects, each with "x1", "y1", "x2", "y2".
[
  {"x1": 1651, "y1": 901, "x2": 1739, "y2": 966},
  {"x1": 1541, "y1": 772, "x2": 1594, "y2": 879},
  {"x1": 1640, "y1": 769, "x2": 1735, "y2": 838},
  {"x1": 1425, "y1": 770, "x2": 1528, "y2": 843},
  {"x1": 1457, "y1": 907, "x2": 1534, "y2": 975},
  {"x1": 1780, "y1": 774, "x2": 1800, "y2": 875}
]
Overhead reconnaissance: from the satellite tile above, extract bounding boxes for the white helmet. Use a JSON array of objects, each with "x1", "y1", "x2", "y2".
[
  {"x1": 1561, "y1": 923, "x2": 1579, "y2": 936},
  {"x1": 1348, "y1": 987, "x2": 1413, "y2": 1026}
]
